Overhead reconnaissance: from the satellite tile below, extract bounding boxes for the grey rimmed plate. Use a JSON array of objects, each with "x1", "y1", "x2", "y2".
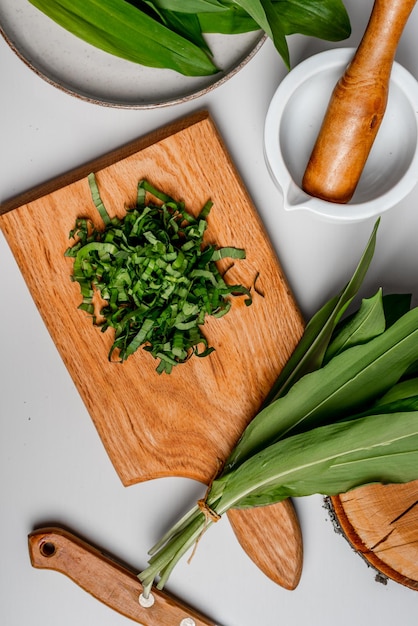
[{"x1": 1, "y1": 0, "x2": 265, "y2": 109}]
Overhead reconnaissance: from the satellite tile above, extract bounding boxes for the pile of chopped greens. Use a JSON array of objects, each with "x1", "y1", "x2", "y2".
[
  {"x1": 137, "y1": 219, "x2": 418, "y2": 594},
  {"x1": 28, "y1": 0, "x2": 351, "y2": 75},
  {"x1": 65, "y1": 174, "x2": 251, "y2": 374}
]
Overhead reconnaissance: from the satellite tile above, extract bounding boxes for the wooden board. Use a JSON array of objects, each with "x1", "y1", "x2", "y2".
[
  {"x1": 0, "y1": 111, "x2": 304, "y2": 487},
  {"x1": 331, "y1": 480, "x2": 418, "y2": 590},
  {"x1": 227, "y1": 499, "x2": 303, "y2": 590}
]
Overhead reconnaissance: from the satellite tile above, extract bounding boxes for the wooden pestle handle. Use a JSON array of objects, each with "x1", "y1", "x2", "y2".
[{"x1": 302, "y1": 0, "x2": 417, "y2": 204}]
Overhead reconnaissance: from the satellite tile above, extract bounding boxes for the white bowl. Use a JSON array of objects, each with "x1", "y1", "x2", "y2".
[{"x1": 264, "y1": 48, "x2": 418, "y2": 223}]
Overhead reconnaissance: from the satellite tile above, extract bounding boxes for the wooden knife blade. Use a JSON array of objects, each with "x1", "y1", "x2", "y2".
[{"x1": 28, "y1": 527, "x2": 220, "y2": 626}]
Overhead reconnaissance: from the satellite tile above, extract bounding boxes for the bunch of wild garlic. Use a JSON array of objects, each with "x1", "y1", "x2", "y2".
[{"x1": 138, "y1": 220, "x2": 418, "y2": 595}]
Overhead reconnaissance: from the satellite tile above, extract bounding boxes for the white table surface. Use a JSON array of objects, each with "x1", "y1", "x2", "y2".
[{"x1": 1, "y1": 2, "x2": 418, "y2": 625}]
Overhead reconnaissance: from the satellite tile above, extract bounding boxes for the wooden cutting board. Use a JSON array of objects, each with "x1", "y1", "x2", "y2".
[
  {"x1": 0, "y1": 111, "x2": 305, "y2": 589},
  {"x1": 330, "y1": 481, "x2": 418, "y2": 590},
  {"x1": 0, "y1": 110, "x2": 304, "y2": 486}
]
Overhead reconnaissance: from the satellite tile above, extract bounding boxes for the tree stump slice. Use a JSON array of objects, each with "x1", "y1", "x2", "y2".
[{"x1": 330, "y1": 480, "x2": 418, "y2": 590}]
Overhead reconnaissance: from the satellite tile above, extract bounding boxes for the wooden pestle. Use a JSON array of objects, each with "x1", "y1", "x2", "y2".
[{"x1": 302, "y1": 0, "x2": 417, "y2": 204}]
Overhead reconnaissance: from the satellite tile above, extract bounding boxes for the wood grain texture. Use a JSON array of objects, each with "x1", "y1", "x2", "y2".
[
  {"x1": 0, "y1": 111, "x2": 304, "y2": 486},
  {"x1": 28, "y1": 527, "x2": 218, "y2": 626},
  {"x1": 331, "y1": 480, "x2": 418, "y2": 590},
  {"x1": 1, "y1": 111, "x2": 305, "y2": 590},
  {"x1": 227, "y1": 500, "x2": 303, "y2": 590},
  {"x1": 302, "y1": 0, "x2": 417, "y2": 203}
]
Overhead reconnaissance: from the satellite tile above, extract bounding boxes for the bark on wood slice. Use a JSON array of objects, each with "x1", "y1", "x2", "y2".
[{"x1": 330, "y1": 480, "x2": 418, "y2": 591}]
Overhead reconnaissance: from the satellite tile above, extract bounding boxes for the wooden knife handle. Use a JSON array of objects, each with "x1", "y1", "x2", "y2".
[
  {"x1": 28, "y1": 527, "x2": 218, "y2": 626},
  {"x1": 302, "y1": 0, "x2": 417, "y2": 204}
]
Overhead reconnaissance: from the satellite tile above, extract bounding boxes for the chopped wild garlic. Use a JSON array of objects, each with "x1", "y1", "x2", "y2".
[{"x1": 65, "y1": 174, "x2": 251, "y2": 373}]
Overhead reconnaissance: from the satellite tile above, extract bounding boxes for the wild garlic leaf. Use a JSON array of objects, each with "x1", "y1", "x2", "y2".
[
  {"x1": 272, "y1": 0, "x2": 351, "y2": 41},
  {"x1": 323, "y1": 288, "x2": 386, "y2": 363},
  {"x1": 225, "y1": 305, "x2": 418, "y2": 472},
  {"x1": 260, "y1": 0, "x2": 290, "y2": 66},
  {"x1": 324, "y1": 290, "x2": 412, "y2": 365},
  {"x1": 136, "y1": 219, "x2": 418, "y2": 593},
  {"x1": 262, "y1": 219, "x2": 380, "y2": 406},
  {"x1": 382, "y1": 292, "x2": 412, "y2": 328},
  {"x1": 232, "y1": 0, "x2": 272, "y2": 33},
  {"x1": 198, "y1": 7, "x2": 259, "y2": 34},
  {"x1": 157, "y1": 9, "x2": 212, "y2": 55},
  {"x1": 373, "y1": 377, "x2": 418, "y2": 406},
  {"x1": 219, "y1": 411, "x2": 418, "y2": 509},
  {"x1": 232, "y1": 0, "x2": 289, "y2": 66},
  {"x1": 151, "y1": 0, "x2": 228, "y2": 11},
  {"x1": 351, "y1": 397, "x2": 418, "y2": 421},
  {"x1": 29, "y1": 0, "x2": 218, "y2": 76},
  {"x1": 138, "y1": 408, "x2": 418, "y2": 592}
]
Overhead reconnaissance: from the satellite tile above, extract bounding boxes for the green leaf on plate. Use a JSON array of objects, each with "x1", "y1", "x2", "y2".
[
  {"x1": 233, "y1": 0, "x2": 289, "y2": 66},
  {"x1": 271, "y1": 0, "x2": 351, "y2": 41},
  {"x1": 198, "y1": 8, "x2": 259, "y2": 34},
  {"x1": 152, "y1": 0, "x2": 228, "y2": 11},
  {"x1": 158, "y1": 9, "x2": 212, "y2": 55},
  {"x1": 29, "y1": 0, "x2": 218, "y2": 76}
]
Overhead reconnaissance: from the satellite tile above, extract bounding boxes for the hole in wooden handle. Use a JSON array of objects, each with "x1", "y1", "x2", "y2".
[{"x1": 39, "y1": 541, "x2": 56, "y2": 558}]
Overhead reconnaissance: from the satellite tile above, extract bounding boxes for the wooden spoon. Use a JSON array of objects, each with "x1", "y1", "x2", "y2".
[{"x1": 302, "y1": 0, "x2": 417, "y2": 204}]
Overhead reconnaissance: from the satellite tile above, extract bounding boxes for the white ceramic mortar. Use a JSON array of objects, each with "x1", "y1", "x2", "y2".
[{"x1": 264, "y1": 48, "x2": 418, "y2": 223}]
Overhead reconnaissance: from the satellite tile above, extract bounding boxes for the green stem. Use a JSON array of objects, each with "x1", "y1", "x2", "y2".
[{"x1": 138, "y1": 507, "x2": 214, "y2": 595}]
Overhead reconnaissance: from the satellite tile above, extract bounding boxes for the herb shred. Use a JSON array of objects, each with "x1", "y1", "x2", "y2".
[{"x1": 65, "y1": 174, "x2": 251, "y2": 374}]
